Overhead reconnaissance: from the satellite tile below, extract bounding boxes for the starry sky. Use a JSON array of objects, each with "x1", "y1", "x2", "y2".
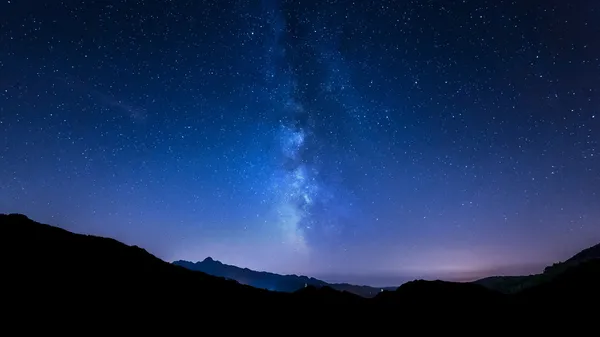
[{"x1": 1, "y1": 0, "x2": 599, "y2": 286}]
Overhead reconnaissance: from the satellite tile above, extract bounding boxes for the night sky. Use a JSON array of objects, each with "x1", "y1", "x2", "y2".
[{"x1": 1, "y1": 0, "x2": 599, "y2": 286}]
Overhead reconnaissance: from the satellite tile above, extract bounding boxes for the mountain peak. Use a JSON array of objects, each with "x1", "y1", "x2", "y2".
[
  {"x1": 173, "y1": 257, "x2": 395, "y2": 297},
  {"x1": 202, "y1": 256, "x2": 220, "y2": 264}
]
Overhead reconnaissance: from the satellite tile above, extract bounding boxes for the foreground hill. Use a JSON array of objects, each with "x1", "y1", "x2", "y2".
[
  {"x1": 1, "y1": 213, "x2": 281, "y2": 301},
  {"x1": 474, "y1": 242, "x2": 600, "y2": 294},
  {"x1": 174, "y1": 258, "x2": 395, "y2": 297},
  {"x1": 565, "y1": 242, "x2": 600, "y2": 262},
  {"x1": 2, "y1": 213, "x2": 599, "y2": 329},
  {"x1": 0, "y1": 214, "x2": 369, "y2": 318}
]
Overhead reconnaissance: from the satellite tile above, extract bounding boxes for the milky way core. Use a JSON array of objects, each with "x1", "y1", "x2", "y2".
[{"x1": 1, "y1": 0, "x2": 599, "y2": 282}]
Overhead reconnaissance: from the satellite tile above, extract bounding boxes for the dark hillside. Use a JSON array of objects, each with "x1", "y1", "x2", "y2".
[
  {"x1": 2, "y1": 213, "x2": 599, "y2": 329},
  {"x1": 0, "y1": 214, "x2": 285, "y2": 318}
]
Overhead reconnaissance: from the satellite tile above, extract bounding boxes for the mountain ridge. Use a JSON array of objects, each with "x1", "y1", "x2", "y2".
[
  {"x1": 173, "y1": 257, "x2": 396, "y2": 297},
  {"x1": 175, "y1": 242, "x2": 600, "y2": 297},
  {"x1": 474, "y1": 241, "x2": 600, "y2": 293},
  {"x1": 2, "y1": 212, "x2": 599, "y2": 329}
]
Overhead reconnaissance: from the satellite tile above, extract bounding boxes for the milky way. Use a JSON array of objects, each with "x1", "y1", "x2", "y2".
[
  {"x1": 1, "y1": 0, "x2": 599, "y2": 283},
  {"x1": 263, "y1": 0, "x2": 340, "y2": 254}
]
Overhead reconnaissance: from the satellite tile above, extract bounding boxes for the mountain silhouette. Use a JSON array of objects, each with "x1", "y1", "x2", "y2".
[
  {"x1": 1, "y1": 213, "x2": 287, "y2": 322},
  {"x1": 173, "y1": 258, "x2": 395, "y2": 297},
  {"x1": 374, "y1": 278, "x2": 510, "y2": 315},
  {"x1": 2, "y1": 213, "x2": 599, "y2": 329},
  {"x1": 474, "y1": 242, "x2": 600, "y2": 294},
  {"x1": 565, "y1": 242, "x2": 600, "y2": 262}
]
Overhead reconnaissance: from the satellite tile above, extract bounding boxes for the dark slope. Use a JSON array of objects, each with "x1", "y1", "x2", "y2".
[
  {"x1": 517, "y1": 259, "x2": 600, "y2": 305},
  {"x1": 474, "y1": 241, "x2": 600, "y2": 294},
  {"x1": 292, "y1": 285, "x2": 367, "y2": 307},
  {"x1": 174, "y1": 258, "x2": 394, "y2": 297},
  {"x1": 0, "y1": 213, "x2": 374, "y2": 326},
  {"x1": 374, "y1": 279, "x2": 509, "y2": 313},
  {"x1": 472, "y1": 274, "x2": 536, "y2": 294},
  {"x1": 0, "y1": 213, "x2": 288, "y2": 320},
  {"x1": 565, "y1": 243, "x2": 600, "y2": 263},
  {"x1": 2, "y1": 213, "x2": 599, "y2": 329}
]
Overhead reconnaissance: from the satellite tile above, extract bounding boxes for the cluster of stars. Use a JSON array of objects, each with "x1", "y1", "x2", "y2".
[{"x1": 0, "y1": 0, "x2": 598, "y2": 279}]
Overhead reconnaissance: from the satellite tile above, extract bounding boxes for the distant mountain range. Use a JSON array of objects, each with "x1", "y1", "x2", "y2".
[
  {"x1": 173, "y1": 258, "x2": 396, "y2": 297},
  {"x1": 2, "y1": 212, "x2": 599, "y2": 329},
  {"x1": 174, "y1": 242, "x2": 600, "y2": 298}
]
